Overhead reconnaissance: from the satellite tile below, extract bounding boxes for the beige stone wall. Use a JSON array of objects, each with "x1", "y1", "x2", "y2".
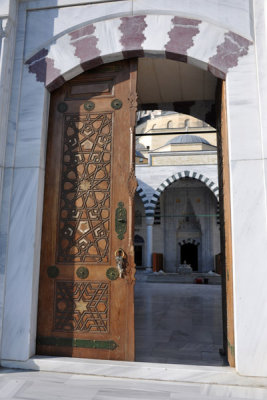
[
  {"x1": 136, "y1": 156, "x2": 148, "y2": 164},
  {"x1": 136, "y1": 113, "x2": 217, "y2": 151},
  {"x1": 155, "y1": 143, "x2": 216, "y2": 152},
  {"x1": 137, "y1": 113, "x2": 205, "y2": 131},
  {"x1": 152, "y1": 154, "x2": 218, "y2": 166},
  {"x1": 138, "y1": 132, "x2": 217, "y2": 152}
]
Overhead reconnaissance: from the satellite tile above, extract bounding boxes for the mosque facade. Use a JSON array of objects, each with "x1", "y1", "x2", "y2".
[{"x1": 134, "y1": 112, "x2": 220, "y2": 273}]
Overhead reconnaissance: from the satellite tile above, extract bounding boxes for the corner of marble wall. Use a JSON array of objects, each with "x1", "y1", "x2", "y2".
[
  {"x1": 0, "y1": 166, "x2": 13, "y2": 359},
  {"x1": 230, "y1": 158, "x2": 267, "y2": 376},
  {"x1": 0, "y1": 166, "x2": 5, "y2": 349},
  {"x1": 24, "y1": 0, "x2": 133, "y2": 60},
  {"x1": 226, "y1": 46, "x2": 262, "y2": 162},
  {"x1": 0, "y1": 2, "x2": 49, "y2": 361},
  {"x1": 4, "y1": 3, "x2": 27, "y2": 170},
  {"x1": 1, "y1": 166, "x2": 45, "y2": 361},
  {"x1": 14, "y1": 67, "x2": 49, "y2": 169},
  {"x1": 0, "y1": 166, "x2": 3, "y2": 207},
  {"x1": 0, "y1": 2, "x2": 18, "y2": 188},
  {"x1": 253, "y1": 0, "x2": 267, "y2": 160},
  {"x1": 132, "y1": 0, "x2": 252, "y2": 40},
  {"x1": 29, "y1": 166, "x2": 46, "y2": 357}
]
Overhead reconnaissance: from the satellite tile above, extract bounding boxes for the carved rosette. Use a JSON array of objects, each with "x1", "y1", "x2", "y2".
[{"x1": 128, "y1": 92, "x2": 138, "y2": 109}]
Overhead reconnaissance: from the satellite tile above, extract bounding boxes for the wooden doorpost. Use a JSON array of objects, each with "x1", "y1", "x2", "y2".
[{"x1": 217, "y1": 79, "x2": 235, "y2": 367}]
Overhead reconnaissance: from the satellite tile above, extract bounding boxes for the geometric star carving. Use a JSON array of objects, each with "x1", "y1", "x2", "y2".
[
  {"x1": 54, "y1": 281, "x2": 110, "y2": 333},
  {"x1": 57, "y1": 113, "x2": 112, "y2": 264}
]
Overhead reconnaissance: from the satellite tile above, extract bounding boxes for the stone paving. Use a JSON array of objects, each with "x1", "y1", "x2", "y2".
[
  {"x1": 1, "y1": 282, "x2": 258, "y2": 399},
  {"x1": 1, "y1": 368, "x2": 267, "y2": 400},
  {"x1": 135, "y1": 281, "x2": 224, "y2": 365}
]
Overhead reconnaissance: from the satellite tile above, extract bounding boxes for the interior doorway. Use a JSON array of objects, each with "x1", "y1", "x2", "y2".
[
  {"x1": 181, "y1": 243, "x2": 198, "y2": 271},
  {"x1": 134, "y1": 234, "x2": 144, "y2": 267}
]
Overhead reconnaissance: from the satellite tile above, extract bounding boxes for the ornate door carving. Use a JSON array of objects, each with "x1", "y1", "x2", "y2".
[{"x1": 37, "y1": 60, "x2": 137, "y2": 360}]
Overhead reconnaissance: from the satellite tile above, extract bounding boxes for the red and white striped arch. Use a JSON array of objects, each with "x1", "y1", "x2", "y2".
[{"x1": 25, "y1": 15, "x2": 252, "y2": 91}]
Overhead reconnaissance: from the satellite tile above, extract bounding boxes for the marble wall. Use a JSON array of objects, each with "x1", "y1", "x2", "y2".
[
  {"x1": 0, "y1": 0, "x2": 267, "y2": 378},
  {"x1": 0, "y1": 0, "x2": 17, "y2": 362}
]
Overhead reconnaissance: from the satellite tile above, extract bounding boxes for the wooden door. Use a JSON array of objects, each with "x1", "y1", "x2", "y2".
[{"x1": 37, "y1": 60, "x2": 138, "y2": 361}]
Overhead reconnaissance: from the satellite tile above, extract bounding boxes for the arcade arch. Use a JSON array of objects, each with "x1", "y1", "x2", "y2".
[
  {"x1": 137, "y1": 174, "x2": 220, "y2": 273},
  {"x1": 151, "y1": 171, "x2": 219, "y2": 215}
]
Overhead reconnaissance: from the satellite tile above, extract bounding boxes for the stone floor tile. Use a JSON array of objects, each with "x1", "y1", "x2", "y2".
[{"x1": 135, "y1": 281, "x2": 223, "y2": 365}]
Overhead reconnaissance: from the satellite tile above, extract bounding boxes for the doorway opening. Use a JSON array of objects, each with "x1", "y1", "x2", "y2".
[
  {"x1": 134, "y1": 109, "x2": 225, "y2": 365},
  {"x1": 134, "y1": 57, "x2": 229, "y2": 366},
  {"x1": 134, "y1": 234, "x2": 144, "y2": 267},
  {"x1": 180, "y1": 243, "x2": 198, "y2": 271}
]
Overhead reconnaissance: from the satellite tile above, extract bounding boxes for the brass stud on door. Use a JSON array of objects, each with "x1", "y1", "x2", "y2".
[
  {"x1": 84, "y1": 101, "x2": 95, "y2": 111},
  {"x1": 57, "y1": 102, "x2": 68, "y2": 113},
  {"x1": 106, "y1": 267, "x2": 119, "y2": 281},
  {"x1": 76, "y1": 267, "x2": 89, "y2": 279},
  {"x1": 47, "y1": 265, "x2": 59, "y2": 278},
  {"x1": 111, "y1": 99, "x2": 122, "y2": 110}
]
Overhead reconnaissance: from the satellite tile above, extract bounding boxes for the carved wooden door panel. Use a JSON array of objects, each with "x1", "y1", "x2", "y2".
[{"x1": 37, "y1": 60, "x2": 137, "y2": 361}]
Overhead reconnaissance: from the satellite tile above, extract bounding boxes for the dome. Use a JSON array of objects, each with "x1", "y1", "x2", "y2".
[{"x1": 166, "y1": 134, "x2": 211, "y2": 146}]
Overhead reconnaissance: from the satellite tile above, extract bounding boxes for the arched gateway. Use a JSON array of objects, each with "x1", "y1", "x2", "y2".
[
  {"x1": 2, "y1": 7, "x2": 261, "y2": 376},
  {"x1": 27, "y1": 13, "x2": 246, "y2": 363},
  {"x1": 26, "y1": 15, "x2": 251, "y2": 91},
  {"x1": 27, "y1": 14, "x2": 250, "y2": 367}
]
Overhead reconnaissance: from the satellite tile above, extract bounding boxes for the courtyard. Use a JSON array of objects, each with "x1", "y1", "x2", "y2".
[{"x1": 135, "y1": 281, "x2": 224, "y2": 366}]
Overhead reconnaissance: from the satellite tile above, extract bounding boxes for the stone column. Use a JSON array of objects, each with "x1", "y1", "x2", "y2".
[{"x1": 145, "y1": 216, "x2": 154, "y2": 273}]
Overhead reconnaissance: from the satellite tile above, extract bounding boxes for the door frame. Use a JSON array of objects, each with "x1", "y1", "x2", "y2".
[
  {"x1": 2, "y1": 15, "x2": 246, "y2": 369},
  {"x1": 217, "y1": 80, "x2": 235, "y2": 367}
]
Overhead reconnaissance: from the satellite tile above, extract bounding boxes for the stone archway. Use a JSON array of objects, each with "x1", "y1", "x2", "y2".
[
  {"x1": 150, "y1": 176, "x2": 219, "y2": 274},
  {"x1": 25, "y1": 15, "x2": 251, "y2": 92},
  {"x1": 148, "y1": 170, "x2": 219, "y2": 217},
  {"x1": 24, "y1": 16, "x2": 239, "y2": 364},
  {"x1": 0, "y1": 12, "x2": 243, "y2": 367}
]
